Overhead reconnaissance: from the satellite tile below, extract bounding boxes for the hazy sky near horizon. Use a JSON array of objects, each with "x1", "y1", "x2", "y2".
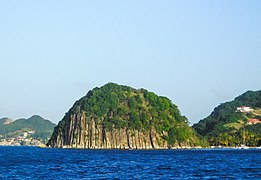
[{"x1": 0, "y1": 1, "x2": 260, "y2": 124}]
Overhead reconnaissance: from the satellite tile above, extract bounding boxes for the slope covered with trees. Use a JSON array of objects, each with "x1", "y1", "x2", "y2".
[
  {"x1": 193, "y1": 90, "x2": 261, "y2": 147},
  {"x1": 0, "y1": 115, "x2": 56, "y2": 140},
  {"x1": 48, "y1": 83, "x2": 206, "y2": 149}
]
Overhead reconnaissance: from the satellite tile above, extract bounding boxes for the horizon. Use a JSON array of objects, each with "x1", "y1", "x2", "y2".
[{"x1": 1, "y1": 1, "x2": 260, "y2": 124}]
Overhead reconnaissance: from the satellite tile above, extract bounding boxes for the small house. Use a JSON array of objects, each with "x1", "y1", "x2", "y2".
[
  {"x1": 247, "y1": 118, "x2": 261, "y2": 125},
  {"x1": 236, "y1": 106, "x2": 253, "y2": 113}
]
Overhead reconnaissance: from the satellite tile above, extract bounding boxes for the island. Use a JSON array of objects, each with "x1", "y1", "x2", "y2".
[{"x1": 47, "y1": 83, "x2": 206, "y2": 149}]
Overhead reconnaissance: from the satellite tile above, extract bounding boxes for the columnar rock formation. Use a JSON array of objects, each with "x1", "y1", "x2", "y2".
[
  {"x1": 47, "y1": 83, "x2": 203, "y2": 149},
  {"x1": 48, "y1": 112, "x2": 170, "y2": 149}
]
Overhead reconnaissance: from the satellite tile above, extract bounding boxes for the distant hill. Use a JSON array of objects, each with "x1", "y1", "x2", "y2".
[
  {"x1": 0, "y1": 115, "x2": 56, "y2": 140},
  {"x1": 0, "y1": 118, "x2": 13, "y2": 125},
  {"x1": 47, "y1": 83, "x2": 206, "y2": 149},
  {"x1": 193, "y1": 90, "x2": 261, "y2": 147}
]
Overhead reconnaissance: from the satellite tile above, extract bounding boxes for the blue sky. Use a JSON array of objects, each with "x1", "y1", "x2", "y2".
[{"x1": 0, "y1": 1, "x2": 260, "y2": 124}]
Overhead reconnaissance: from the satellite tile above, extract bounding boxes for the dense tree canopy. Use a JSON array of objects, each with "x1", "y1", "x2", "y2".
[
  {"x1": 58, "y1": 83, "x2": 205, "y2": 146},
  {"x1": 193, "y1": 90, "x2": 261, "y2": 147}
]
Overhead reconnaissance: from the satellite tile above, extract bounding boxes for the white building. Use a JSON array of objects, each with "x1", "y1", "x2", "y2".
[
  {"x1": 22, "y1": 132, "x2": 28, "y2": 138},
  {"x1": 236, "y1": 106, "x2": 253, "y2": 113},
  {"x1": 28, "y1": 130, "x2": 36, "y2": 134}
]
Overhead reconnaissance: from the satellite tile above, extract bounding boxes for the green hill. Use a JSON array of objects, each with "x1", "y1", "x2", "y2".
[
  {"x1": 47, "y1": 83, "x2": 206, "y2": 149},
  {"x1": 0, "y1": 115, "x2": 56, "y2": 140},
  {"x1": 193, "y1": 90, "x2": 261, "y2": 147},
  {"x1": 0, "y1": 118, "x2": 13, "y2": 125}
]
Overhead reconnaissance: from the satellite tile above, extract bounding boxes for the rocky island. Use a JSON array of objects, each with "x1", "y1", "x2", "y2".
[{"x1": 47, "y1": 83, "x2": 205, "y2": 149}]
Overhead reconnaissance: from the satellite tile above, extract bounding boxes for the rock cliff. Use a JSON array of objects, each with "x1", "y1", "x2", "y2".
[{"x1": 47, "y1": 83, "x2": 204, "y2": 149}]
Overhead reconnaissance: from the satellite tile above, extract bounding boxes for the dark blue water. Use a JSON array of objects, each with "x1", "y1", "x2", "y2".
[{"x1": 0, "y1": 147, "x2": 260, "y2": 179}]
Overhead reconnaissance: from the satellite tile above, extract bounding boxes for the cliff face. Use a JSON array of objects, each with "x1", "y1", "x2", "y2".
[
  {"x1": 47, "y1": 83, "x2": 203, "y2": 149},
  {"x1": 48, "y1": 112, "x2": 170, "y2": 149}
]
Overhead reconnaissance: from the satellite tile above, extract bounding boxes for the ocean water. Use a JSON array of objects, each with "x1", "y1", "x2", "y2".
[{"x1": 0, "y1": 147, "x2": 260, "y2": 179}]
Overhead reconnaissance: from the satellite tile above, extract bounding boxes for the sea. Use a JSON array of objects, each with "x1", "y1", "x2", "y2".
[{"x1": 0, "y1": 147, "x2": 260, "y2": 179}]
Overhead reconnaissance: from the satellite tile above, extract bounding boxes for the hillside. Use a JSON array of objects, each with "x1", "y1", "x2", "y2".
[
  {"x1": 193, "y1": 90, "x2": 261, "y2": 147},
  {"x1": 0, "y1": 115, "x2": 56, "y2": 141},
  {"x1": 0, "y1": 118, "x2": 13, "y2": 125},
  {"x1": 47, "y1": 83, "x2": 206, "y2": 149}
]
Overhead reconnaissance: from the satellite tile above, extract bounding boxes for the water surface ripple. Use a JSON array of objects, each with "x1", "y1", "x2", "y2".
[{"x1": 0, "y1": 147, "x2": 260, "y2": 179}]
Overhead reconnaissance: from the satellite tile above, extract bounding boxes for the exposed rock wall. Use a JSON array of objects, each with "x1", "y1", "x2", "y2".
[
  {"x1": 47, "y1": 83, "x2": 205, "y2": 149},
  {"x1": 47, "y1": 112, "x2": 180, "y2": 149}
]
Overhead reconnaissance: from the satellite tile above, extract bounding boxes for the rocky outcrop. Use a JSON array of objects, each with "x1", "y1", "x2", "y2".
[
  {"x1": 47, "y1": 112, "x2": 175, "y2": 149},
  {"x1": 47, "y1": 83, "x2": 204, "y2": 149}
]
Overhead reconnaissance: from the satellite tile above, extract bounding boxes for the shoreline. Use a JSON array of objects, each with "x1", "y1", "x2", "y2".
[{"x1": 0, "y1": 145, "x2": 260, "y2": 150}]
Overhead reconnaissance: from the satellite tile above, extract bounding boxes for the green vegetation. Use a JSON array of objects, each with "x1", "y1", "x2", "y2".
[
  {"x1": 56, "y1": 83, "x2": 206, "y2": 147},
  {"x1": 0, "y1": 115, "x2": 56, "y2": 141},
  {"x1": 193, "y1": 90, "x2": 261, "y2": 147}
]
